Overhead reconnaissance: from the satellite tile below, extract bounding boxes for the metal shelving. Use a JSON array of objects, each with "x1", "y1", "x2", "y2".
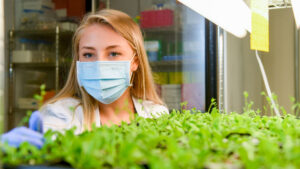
[
  {"x1": 149, "y1": 60, "x2": 201, "y2": 72},
  {"x1": 150, "y1": 60, "x2": 183, "y2": 72},
  {"x1": 12, "y1": 63, "x2": 56, "y2": 68},
  {"x1": 7, "y1": 25, "x2": 74, "y2": 130},
  {"x1": 142, "y1": 6, "x2": 183, "y2": 72},
  {"x1": 269, "y1": 0, "x2": 291, "y2": 9},
  {"x1": 142, "y1": 26, "x2": 182, "y2": 33}
]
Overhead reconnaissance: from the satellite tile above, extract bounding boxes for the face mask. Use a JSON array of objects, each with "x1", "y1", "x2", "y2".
[{"x1": 76, "y1": 57, "x2": 134, "y2": 104}]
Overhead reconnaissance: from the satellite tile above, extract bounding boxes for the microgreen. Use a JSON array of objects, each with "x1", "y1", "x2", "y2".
[{"x1": 1, "y1": 91, "x2": 300, "y2": 169}]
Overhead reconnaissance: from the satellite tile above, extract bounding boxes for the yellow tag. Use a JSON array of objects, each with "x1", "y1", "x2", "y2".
[{"x1": 251, "y1": 0, "x2": 269, "y2": 52}]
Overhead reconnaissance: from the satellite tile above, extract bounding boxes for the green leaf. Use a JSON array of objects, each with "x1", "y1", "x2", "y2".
[{"x1": 40, "y1": 84, "x2": 46, "y2": 91}]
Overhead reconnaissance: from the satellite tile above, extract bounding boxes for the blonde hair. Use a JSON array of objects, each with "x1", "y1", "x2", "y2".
[{"x1": 42, "y1": 9, "x2": 164, "y2": 130}]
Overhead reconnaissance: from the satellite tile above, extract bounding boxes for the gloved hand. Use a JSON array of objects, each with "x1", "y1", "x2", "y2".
[
  {"x1": 29, "y1": 110, "x2": 43, "y2": 133},
  {"x1": 1, "y1": 111, "x2": 44, "y2": 148}
]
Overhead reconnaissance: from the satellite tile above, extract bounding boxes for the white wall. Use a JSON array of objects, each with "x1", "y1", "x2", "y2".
[
  {"x1": 224, "y1": 32, "x2": 244, "y2": 113},
  {"x1": 225, "y1": 8, "x2": 297, "y2": 114},
  {"x1": 225, "y1": 32, "x2": 263, "y2": 113},
  {"x1": 261, "y1": 8, "x2": 296, "y2": 114}
]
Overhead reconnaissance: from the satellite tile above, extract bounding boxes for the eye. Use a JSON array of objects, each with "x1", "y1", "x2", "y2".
[
  {"x1": 109, "y1": 52, "x2": 121, "y2": 57},
  {"x1": 83, "y1": 53, "x2": 94, "y2": 58}
]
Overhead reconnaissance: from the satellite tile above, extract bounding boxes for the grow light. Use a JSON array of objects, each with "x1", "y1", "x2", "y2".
[
  {"x1": 177, "y1": 0, "x2": 251, "y2": 38},
  {"x1": 291, "y1": 0, "x2": 300, "y2": 29}
]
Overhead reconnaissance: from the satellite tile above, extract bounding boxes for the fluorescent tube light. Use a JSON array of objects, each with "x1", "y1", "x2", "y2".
[
  {"x1": 178, "y1": 0, "x2": 251, "y2": 38},
  {"x1": 291, "y1": 0, "x2": 300, "y2": 29}
]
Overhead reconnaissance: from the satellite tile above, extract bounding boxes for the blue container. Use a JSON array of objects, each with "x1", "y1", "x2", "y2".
[{"x1": 147, "y1": 51, "x2": 158, "y2": 61}]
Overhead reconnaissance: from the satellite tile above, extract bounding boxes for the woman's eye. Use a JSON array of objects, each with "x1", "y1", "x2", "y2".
[
  {"x1": 83, "y1": 53, "x2": 93, "y2": 58},
  {"x1": 109, "y1": 52, "x2": 120, "y2": 57}
]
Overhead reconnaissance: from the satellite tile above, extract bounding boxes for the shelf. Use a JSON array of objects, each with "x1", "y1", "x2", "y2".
[
  {"x1": 13, "y1": 62, "x2": 56, "y2": 68},
  {"x1": 142, "y1": 26, "x2": 182, "y2": 33},
  {"x1": 150, "y1": 60, "x2": 200, "y2": 72},
  {"x1": 150, "y1": 60, "x2": 182, "y2": 66},
  {"x1": 13, "y1": 108, "x2": 37, "y2": 112},
  {"x1": 11, "y1": 28, "x2": 74, "y2": 38},
  {"x1": 8, "y1": 26, "x2": 74, "y2": 129},
  {"x1": 150, "y1": 60, "x2": 198, "y2": 66},
  {"x1": 12, "y1": 62, "x2": 72, "y2": 68},
  {"x1": 150, "y1": 60, "x2": 183, "y2": 72}
]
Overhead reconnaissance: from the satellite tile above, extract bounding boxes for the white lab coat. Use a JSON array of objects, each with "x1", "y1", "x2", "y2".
[{"x1": 40, "y1": 97, "x2": 169, "y2": 135}]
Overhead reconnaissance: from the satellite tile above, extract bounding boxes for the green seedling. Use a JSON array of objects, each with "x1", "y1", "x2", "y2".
[{"x1": 2, "y1": 91, "x2": 299, "y2": 169}]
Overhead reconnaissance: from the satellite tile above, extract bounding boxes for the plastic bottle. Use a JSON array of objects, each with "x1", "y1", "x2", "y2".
[{"x1": 19, "y1": 38, "x2": 28, "y2": 50}]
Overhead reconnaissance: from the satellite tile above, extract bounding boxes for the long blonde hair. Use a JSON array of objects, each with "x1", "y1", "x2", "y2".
[{"x1": 42, "y1": 9, "x2": 164, "y2": 130}]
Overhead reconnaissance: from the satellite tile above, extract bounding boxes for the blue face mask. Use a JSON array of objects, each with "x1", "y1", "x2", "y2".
[{"x1": 76, "y1": 57, "x2": 134, "y2": 104}]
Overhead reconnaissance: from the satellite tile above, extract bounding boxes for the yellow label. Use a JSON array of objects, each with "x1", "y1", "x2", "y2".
[
  {"x1": 169, "y1": 72, "x2": 183, "y2": 84},
  {"x1": 153, "y1": 72, "x2": 169, "y2": 85},
  {"x1": 251, "y1": 0, "x2": 269, "y2": 52}
]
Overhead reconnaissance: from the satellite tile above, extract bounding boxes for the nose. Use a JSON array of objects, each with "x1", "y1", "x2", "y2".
[{"x1": 96, "y1": 52, "x2": 109, "y2": 61}]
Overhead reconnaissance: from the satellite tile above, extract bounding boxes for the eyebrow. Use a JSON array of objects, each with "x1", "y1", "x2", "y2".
[
  {"x1": 80, "y1": 45, "x2": 121, "y2": 50},
  {"x1": 81, "y1": 46, "x2": 96, "y2": 50},
  {"x1": 106, "y1": 45, "x2": 121, "y2": 50}
]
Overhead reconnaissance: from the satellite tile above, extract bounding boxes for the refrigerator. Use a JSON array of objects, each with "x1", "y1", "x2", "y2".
[{"x1": 110, "y1": 0, "x2": 217, "y2": 112}]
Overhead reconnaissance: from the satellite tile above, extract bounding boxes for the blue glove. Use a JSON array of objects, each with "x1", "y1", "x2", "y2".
[
  {"x1": 1, "y1": 111, "x2": 44, "y2": 148},
  {"x1": 29, "y1": 110, "x2": 43, "y2": 133}
]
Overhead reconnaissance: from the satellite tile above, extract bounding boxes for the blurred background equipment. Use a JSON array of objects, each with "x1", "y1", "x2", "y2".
[
  {"x1": 0, "y1": 0, "x2": 5, "y2": 135},
  {"x1": 1, "y1": 0, "x2": 299, "y2": 131}
]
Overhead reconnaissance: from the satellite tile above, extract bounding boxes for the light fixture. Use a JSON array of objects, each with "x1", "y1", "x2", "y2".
[
  {"x1": 178, "y1": 0, "x2": 251, "y2": 38},
  {"x1": 291, "y1": 0, "x2": 300, "y2": 29}
]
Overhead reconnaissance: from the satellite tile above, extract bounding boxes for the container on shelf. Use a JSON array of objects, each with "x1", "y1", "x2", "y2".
[
  {"x1": 162, "y1": 55, "x2": 183, "y2": 61},
  {"x1": 7, "y1": 27, "x2": 74, "y2": 129},
  {"x1": 169, "y1": 72, "x2": 183, "y2": 84},
  {"x1": 23, "y1": 70, "x2": 47, "y2": 84},
  {"x1": 161, "y1": 84, "x2": 182, "y2": 110},
  {"x1": 153, "y1": 72, "x2": 169, "y2": 84},
  {"x1": 145, "y1": 40, "x2": 162, "y2": 61},
  {"x1": 12, "y1": 50, "x2": 55, "y2": 63},
  {"x1": 141, "y1": 9, "x2": 174, "y2": 28},
  {"x1": 17, "y1": 98, "x2": 39, "y2": 109},
  {"x1": 23, "y1": 84, "x2": 41, "y2": 98},
  {"x1": 181, "y1": 83, "x2": 204, "y2": 110}
]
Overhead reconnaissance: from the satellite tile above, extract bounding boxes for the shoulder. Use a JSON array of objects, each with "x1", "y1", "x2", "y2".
[
  {"x1": 40, "y1": 97, "x2": 81, "y2": 117},
  {"x1": 40, "y1": 97, "x2": 84, "y2": 133},
  {"x1": 132, "y1": 97, "x2": 169, "y2": 118},
  {"x1": 47, "y1": 97, "x2": 80, "y2": 107}
]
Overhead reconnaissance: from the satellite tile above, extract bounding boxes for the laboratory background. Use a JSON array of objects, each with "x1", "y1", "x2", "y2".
[
  {"x1": 0, "y1": 0, "x2": 298, "y2": 130},
  {"x1": 0, "y1": 0, "x2": 299, "y2": 130},
  {"x1": 0, "y1": 0, "x2": 300, "y2": 168},
  {"x1": 1, "y1": 0, "x2": 213, "y2": 131}
]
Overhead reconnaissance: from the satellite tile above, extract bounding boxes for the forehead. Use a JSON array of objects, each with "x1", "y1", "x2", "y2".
[{"x1": 79, "y1": 24, "x2": 130, "y2": 49}]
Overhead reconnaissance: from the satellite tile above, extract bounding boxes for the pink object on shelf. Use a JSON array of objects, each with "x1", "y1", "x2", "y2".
[
  {"x1": 181, "y1": 83, "x2": 205, "y2": 111},
  {"x1": 141, "y1": 9, "x2": 174, "y2": 28}
]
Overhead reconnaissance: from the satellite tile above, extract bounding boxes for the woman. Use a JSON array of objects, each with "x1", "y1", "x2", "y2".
[
  {"x1": 41, "y1": 9, "x2": 169, "y2": 134},
  {"x1": 1, "y1": 9, "x2": 168, "y2": 148}
]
